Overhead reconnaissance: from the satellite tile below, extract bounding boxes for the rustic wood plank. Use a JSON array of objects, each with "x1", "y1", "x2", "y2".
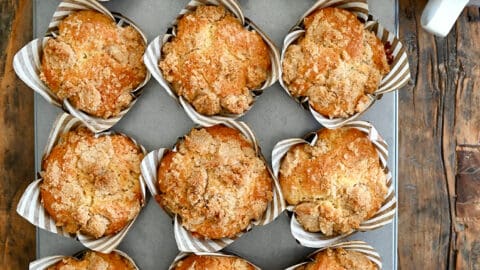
[
  {"x1": 0, "y1": 0, "x2": 35, "y2": 268},
  {"x1": 456, "y1": 145, "x2": 480, "y2": 269},
  {"x1": 398, "y1": 1, "x2": 480, "y2": 269},
  {"x1": 452, "y1": 6, "x2": 480, "y2": 269},
  {"x1": 397, "y1": 0, "x2": 452, "y2": 268}
]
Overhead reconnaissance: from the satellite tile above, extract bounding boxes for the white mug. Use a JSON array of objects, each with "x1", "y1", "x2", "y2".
[{"x1": 421, "y1": 0, "x2": 480, "y2": 37}]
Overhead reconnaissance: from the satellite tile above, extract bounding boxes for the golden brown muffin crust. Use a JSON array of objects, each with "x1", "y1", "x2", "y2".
[
  {"x1": 41, "y1": 127, "x2": 144, "y2": 238},
  {"x1": 279, "y1": 128, "x2": 387, "y2": 236},
  {"x1": 41, "y1": 10, "x2": 147, "y2": 119},
  {"x1": 47, "y1": 251, "x2": 136, "y2": 270},
  {"x1": 157, "y1": 125, "x2": 273, "y2": 239},
  {"x1": 174, "y1": 254, "x2": 255, "y2": 270},
  {"x1": 282, "y1": 7, "x2": 390, "y2": 119},
  {"x1": 159, "y1": 5, "x2": 271, "y2": 116},
  {"x1": 296, "y1": 248, "x2": 377, "y2": 270}
]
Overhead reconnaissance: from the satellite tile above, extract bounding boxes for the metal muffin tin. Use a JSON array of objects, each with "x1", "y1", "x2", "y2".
[{"x1": 33, "y1": 0, "x2": 399, "y2": 269}]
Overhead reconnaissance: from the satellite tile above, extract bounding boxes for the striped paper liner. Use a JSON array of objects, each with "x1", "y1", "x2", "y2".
[
  {"x1": 12, "y1": 0, "x2": 151, "y2": 133},
  {"x1": 143, "y1": 0, "x2": 280, "y2": 125},
  {"x1": 271, "y1": 121, "x2": 397, "y2": 248},
  {"x1": 285, "y1": 240, "x2": 382, "y2": 270},
  {"x1": 168, "y1": 251, "x2": 261, "y2": 270},
  {"x1": 29, "y1": 249, "x2": 139, "y2": 270},
  {"x1": 16, "y1": 113, "x2": 147, "y2": 253},
  {"x1": 141, "y1": 120, "x2": 286, "y2": 252},
  {"x1": 279, "y1": 0, "x2": 411, "y2": 129}
]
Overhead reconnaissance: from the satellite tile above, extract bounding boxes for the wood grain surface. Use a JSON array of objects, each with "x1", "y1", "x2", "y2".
[
  {"x1": 0, "y1": 0, "x2": 478, "y2": 268},
  {"x1": 398, "y1": 0, "x2": 480, "y2": 269},
  {"x1": 0, "y1": 0, "x2": 35, "y2": 269}
]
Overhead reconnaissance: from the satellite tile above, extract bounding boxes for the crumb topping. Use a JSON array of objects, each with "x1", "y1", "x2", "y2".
[
  {"x1": 41, "y1": 10, "x2": 147, "y2": 119},
  {"x1": 157, "y1": 125, "x2": 273, "y2": 239},
  {"x1": 296, "y1": 248, "x2": 377, "y2": 270},
  {"x1": 47, "y1": 251, "x2": 136, "y2": 270},
  {"x1": 159, "y1": 6, "x2": 271, "y2": 115},
  {"x1": 279, "y1": 128, "x2": 387, "y2": 236},
  {"x1": 174, "y1": 254, "x2": 255, "y2": 270},
  {"x1": 282, "y1": 7, "x2": 390, "y2": 118},
  {"x1": 41, "y1": 127, "x2": 144, "y2": 238}
]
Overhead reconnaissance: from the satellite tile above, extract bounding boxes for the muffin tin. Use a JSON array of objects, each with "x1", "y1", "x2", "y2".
[{"x1": 29, "y1": 0, "x2": 402, "y2": 269}]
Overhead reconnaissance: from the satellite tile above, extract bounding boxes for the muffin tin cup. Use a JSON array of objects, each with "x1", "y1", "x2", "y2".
[
  {"x1": 279, "y1": 0, "x2": 410, "y2": 129},
  {"x1": 141, "y1": 119, "x2": 286, "y2": 253},
  {"x1": 16, "y1": 113, "x2": 148, "y2": 253},
  {"x1": 284, "y1": 240, "x2": 382, "y2": 270},
  {"x1": 29, "y1": 249, "x2": 139, "y2": 270},
  {"x1": 143, "y1": 0, "x2": 281, "y2": 126},
  {"x1": 271, "y1": 121, "x2": 397, "y2": 248},
  {"x1": 13, "y1": 0, "x2": 151, "y2": 133},
  {"x1": 168, "y1": 251, "x2": 261, "y2": 270}
]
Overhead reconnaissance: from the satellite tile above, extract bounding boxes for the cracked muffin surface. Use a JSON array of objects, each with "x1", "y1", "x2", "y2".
[
  {"x1": 157, "y1": 125, "x2": 273, "y2": 239},
  {"x1": 296, "y1": 248, "x2": 377, "y2": 270},
  {"x1": 41, "y1": 127, "x2": 144, "y2": 238},
  {"x1": 159, "y1": 5, "x2": 271, "y2": 116},
  {"x1": 47, "y1": 251, "x2": 136, "y2": 270},
  {"x1": 40, "y1": 10, "x2": 147, "y2": 119},
  {"x1": 282, "y1": 7, "x2": 390, "y2": 119},
  {"x1": 174, "y1": 254, "x2": 255, "y2": 270},
  {"x1": 279, "y1": 128, "x2": 387, "y2": 236}
]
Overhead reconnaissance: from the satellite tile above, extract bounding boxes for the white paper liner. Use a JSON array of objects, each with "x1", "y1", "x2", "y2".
[
  {"x1": 141, "y1": 119, "x2": 286, "y2": 252},
  {"x1": 29, "y1": 249, "x2": 139, "y2": 270},
  {"x1": 143, "y1": 0, "x2": 280, "y2": 126},
  {"x1": 168, "y1": 251, "x2": 261, "y2": 270},
  {"x1": 17, "y1": 113, "x2": 147, "y2": 253},
  {"x1": 271, "y1": 121, "x2": 397, "y2": 248},
  {"x1": 13, "y1": 0, "x2": 151, "y2": 133},
  {"x1": 285, "y1": 240, "x2": 382, "y2": 270},
  {"x1": 279, "y1": 0, "x2": 411, "y2": 128}
]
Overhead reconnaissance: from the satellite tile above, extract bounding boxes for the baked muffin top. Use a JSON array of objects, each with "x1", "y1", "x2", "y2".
[
  {"x1": 282, "y1": 7, "x2": 390, "y2": 119},
  {"x1": 174, "y1": 254, "x2": 255, "y2": 270},
  {"x1": 279, "y1": 128, "x2": 387, "y2": 236},
  {"x1": 296, "y1": 248, "x2": 377, "y2": 270},
  {"x1": 47, "y1": 251, "x2": 136, "y2": 270},
  {"x1": 159, "y1": 5, "x2": 271, "y2": 116},
  {"x1": 41, "y1": 127, "x2": 144, "y2": 238},
  {"x1": 41, "y1": 10, "x2": 147, "y2": 119},
  {"x1": 157, "y1": 125, "x2": 273, "y2": 239}
]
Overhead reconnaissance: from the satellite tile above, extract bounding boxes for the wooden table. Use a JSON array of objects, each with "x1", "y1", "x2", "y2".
[
  {"x1": 398, "y1": 1, "x2": 480, "y2": 269},
  {"x1": 0, "y1": 0, "x2": 478, "y2": 268}
]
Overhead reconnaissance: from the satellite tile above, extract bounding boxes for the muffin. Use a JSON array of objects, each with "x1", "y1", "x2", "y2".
[
  {"x1": 279, "y1": 128, "x2": 387, "y2": 236},
  {"x1": 296, "y1": 248, "x2": 377, "y2": 270},
  {"x1": 157, "y1": 125, "x2": 273, "y2": 239},
  {"x1": 159, "y1": 5, "x2": 271, "y2": 116},
  {"x1": 47, "y1": 251, "x2": 136, "y2": 270},
  {"x1": 40, "y1": 127, "x2": 144, "y2": 238},
  {"x1": 282, "y1": 7, "x2": 390, "y2": 119},
  {"x1": 40, "y1": 10, "x2": 147, "y2": 119},
  {"x1": 173, "y1": 254, "x2": 255, "y2": 270}
]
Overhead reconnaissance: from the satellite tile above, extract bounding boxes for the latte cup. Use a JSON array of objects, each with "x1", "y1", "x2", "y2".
[{"x1": 421, "y1": 0, "x2": 480, "y2": 37}]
